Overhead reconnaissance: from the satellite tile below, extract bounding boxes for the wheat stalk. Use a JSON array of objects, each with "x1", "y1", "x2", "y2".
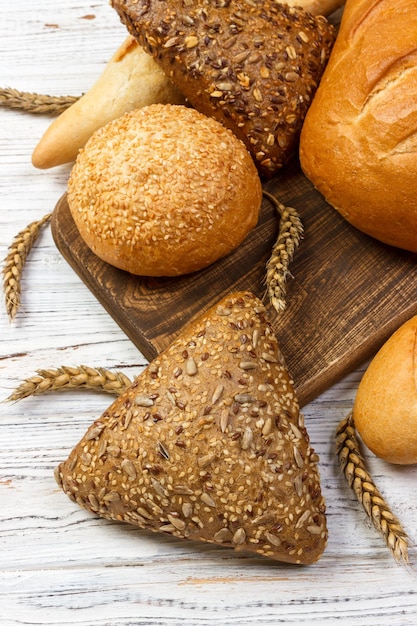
[
  {"x1": 0, "y1": 87, "x2": 80, "y2": 114},
  {"x1": 5, "y1": 365, "x2": 133, "y2": 402},
  {"x1": 263, "y1": 190, "x2": 304, "y2": 314},
  {"x1": 336, "y1": 412, "x2": 410, "y2": 564},
  {"x1": 3, "y1": 213, "x2": 52, "y2": 321}
]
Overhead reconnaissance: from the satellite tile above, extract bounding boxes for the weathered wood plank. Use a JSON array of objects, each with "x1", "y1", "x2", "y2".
[{"x1": 1, "y1": 1, "x2": 417, "y2": 625}]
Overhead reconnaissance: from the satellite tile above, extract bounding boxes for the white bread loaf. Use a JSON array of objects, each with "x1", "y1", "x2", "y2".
[
  {"x1": 299, "y1": 0, "x2": 417, "y2": 252},
  {"x1": 353, "y1": 316, "x2": 417, "y2": 465}
]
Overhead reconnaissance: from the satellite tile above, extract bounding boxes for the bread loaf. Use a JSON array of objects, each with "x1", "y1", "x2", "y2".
[
  {"x1": 55, "y1": 291, "x2": 328, "y2": 565},
  {"x1": 32, "y1": 36, "x2": 185, "y2": 169},
  {"x1": 111, "y1": 0, "x2": 335, "y2": 178},
  {"x1": 299, "y1": 0, "x2": 417, "y2": 252},
  {"x1": 67, "y1": 104, "x2": 262, "y2": 276},
  {"x1": 353, "y1": 316, "x2": 417, "y2": 465}
]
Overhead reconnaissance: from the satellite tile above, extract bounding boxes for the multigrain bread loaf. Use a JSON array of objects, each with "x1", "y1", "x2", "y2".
[
  {"x1": 111, "y1": 0, "x2": 335, "y2": 178},
  {"x1": 56, "y1": 291, "x2": 328, "y2": 565},
  {"x1": 67, "y1": 104, "x2": 262, "y2": 276},
  {"x1": 299, "y1": 0, "x2": 417, "y2": 252},
  {"x1": 353, "y1": 316, "x2": 417, "y2": 465}
]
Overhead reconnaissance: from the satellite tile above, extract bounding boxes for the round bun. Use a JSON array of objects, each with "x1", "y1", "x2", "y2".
[
  {"x1": 67, "y1": 104, "x2": 262, "y2": 276},
  {"x1": 353, "y1": 316, "x2": 417, "y2": 465}
]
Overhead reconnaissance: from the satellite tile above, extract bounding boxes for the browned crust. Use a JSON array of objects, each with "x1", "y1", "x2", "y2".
[
  {"x1": 300, "y1": 0, "x2": 417, "y2": 252},
  {"x1": 353, "y1": 315, "x2": 417, "y2": 465},
  {"x1": 111, "y1": 0, "x2": 335, "y2": 178},
  {"x1": 67, "y1": 104, "x2": 262, "y2": 276},
  {"x1": 56, "y1": 291, "x2": 327, "y2": 565}
]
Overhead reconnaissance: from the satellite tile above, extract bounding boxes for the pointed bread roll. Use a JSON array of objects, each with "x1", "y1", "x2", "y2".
[
  {"x1": 56, "y1": 292, "x2": 327, "y2": 565},
  {"x1": 111, "y1": 0, "x2": 335, "y2": 178}
]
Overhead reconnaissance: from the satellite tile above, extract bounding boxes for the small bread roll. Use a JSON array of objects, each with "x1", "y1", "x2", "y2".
[
  {"x1": 56, "y1": 291, "x2": 328, "y2": 565},
  {"x1": 353, "y1": 316, "x2": 417, "y2": 465},
  {"x1": 111, "y1": 0, "x2": 335, "y2": 178},
  {"x1": 67, "y1": 104, "x2": 262, "y2": 276}
]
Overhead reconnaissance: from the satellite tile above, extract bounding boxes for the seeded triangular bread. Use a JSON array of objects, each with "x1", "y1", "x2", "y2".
[
  {"x1": 56, "y1": 292, "x2": 327, "y2": 564},
  {"x1": 110, "y1": 0, "x2": 335, "y2": 178}
]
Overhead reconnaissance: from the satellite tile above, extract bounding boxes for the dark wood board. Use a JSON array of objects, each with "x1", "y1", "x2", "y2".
[{"x1": 51, "y1": 158, "x2": 417, "y2": 408}]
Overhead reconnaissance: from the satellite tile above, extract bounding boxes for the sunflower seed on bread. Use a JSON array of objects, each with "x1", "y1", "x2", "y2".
[
  {"x1": 110, "y1": 0, "x2": 335, "y2": 178},
  {"x1": 56, "y1": 291, "x2": 327, "y2": 564}
]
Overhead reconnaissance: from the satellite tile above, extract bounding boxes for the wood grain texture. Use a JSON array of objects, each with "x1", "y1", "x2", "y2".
[
  {"x1": 52, "y1": 159, "x2": 417, "y2": 407},
  {"x1": 1, "y1": 2, "x2": 417, "y2": 625}
]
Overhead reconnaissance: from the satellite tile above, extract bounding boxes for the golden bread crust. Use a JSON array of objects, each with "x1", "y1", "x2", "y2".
[
  {"x1": 300, "y1": 0, "x2": 417, "y2": 252},
  {"x1": 67, "y1": 104, "x2": 262, "y2": 276},
  {"x1": 354, "y1": 315, "x2": 417, "y2": 465}
]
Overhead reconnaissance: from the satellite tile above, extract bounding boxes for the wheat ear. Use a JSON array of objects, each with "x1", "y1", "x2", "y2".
[
  {"x1": 263, "y1": 190, "x2": 303, "y2": 314},
  {"x1": 3, "y1": 213, "x2": 52, "y2": 321},
  {"x1": 336, "y1": 412, "x2": 409, "y2": 564},
  {"x1": 0, "y1": 87, "x2": 80, "y2": 115},
  {"x1": 5, "y1": 365, "x2": 133, "y2": 402}
]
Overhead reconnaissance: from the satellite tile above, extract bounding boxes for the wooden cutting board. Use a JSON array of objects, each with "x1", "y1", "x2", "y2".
[{"x1": 51, "y1": 158, "x2": 417, "y2": 407}]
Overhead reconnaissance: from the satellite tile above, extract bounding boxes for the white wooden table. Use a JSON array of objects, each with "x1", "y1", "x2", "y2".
[{"x1": 1, "y1": 2, "x2": 416, "y2": 624}]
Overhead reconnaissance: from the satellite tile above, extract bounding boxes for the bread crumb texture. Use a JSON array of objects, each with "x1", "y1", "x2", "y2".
[
  {"x1": 67, "y1": 104, "x2": 262, "y2": 276},
  {"x1": 56, "y1": 291, "x2": 327, "y2": 565}
]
